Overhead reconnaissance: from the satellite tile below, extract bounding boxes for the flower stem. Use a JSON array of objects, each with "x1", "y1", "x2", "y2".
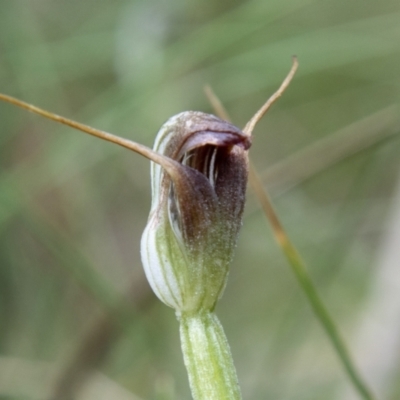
[{"x1": 179, "y1": 311, "x2": 242, "y2": 400}]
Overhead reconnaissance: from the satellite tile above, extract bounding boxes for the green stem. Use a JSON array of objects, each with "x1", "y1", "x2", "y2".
[{"x1": 179, "y1": 311, "x2": 242, "y2": 400}]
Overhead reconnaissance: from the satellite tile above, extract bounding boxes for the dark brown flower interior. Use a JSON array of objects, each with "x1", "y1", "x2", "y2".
[
  {"x1": 181, "y1": 145, "x2": 220, "y2": 187},
  {"x1": 168, "y1": 144, "x2": 221, "y2": 238}
]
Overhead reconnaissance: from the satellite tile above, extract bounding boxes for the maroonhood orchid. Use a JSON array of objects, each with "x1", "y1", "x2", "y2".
[{"x1": 141, "y1": 111, "x2": 251, "y2": 314}]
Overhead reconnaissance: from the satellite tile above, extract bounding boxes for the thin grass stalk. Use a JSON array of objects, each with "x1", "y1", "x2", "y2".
[{"x1": 248, "y1": 164, "x2": 375, "y2": 400}]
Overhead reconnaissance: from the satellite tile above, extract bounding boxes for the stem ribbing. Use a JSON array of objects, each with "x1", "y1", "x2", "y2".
[{"x1": 179, "y1": 311, "x2": 242, "y2": 400}]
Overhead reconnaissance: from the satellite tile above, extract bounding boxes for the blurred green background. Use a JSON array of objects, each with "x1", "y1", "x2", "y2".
[{"x1": 1, "y1": 0, "x2": 400, "y2": 399}]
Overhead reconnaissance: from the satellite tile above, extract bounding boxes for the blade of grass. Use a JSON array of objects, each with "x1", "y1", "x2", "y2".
[{"x1": 249, "y1": 165, "x2": 375, "y2": 400}]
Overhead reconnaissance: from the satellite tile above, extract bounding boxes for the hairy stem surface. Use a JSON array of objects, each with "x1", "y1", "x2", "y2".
[{"x1": 179, "y1": 311, "x2": 242, "y2": 400}]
